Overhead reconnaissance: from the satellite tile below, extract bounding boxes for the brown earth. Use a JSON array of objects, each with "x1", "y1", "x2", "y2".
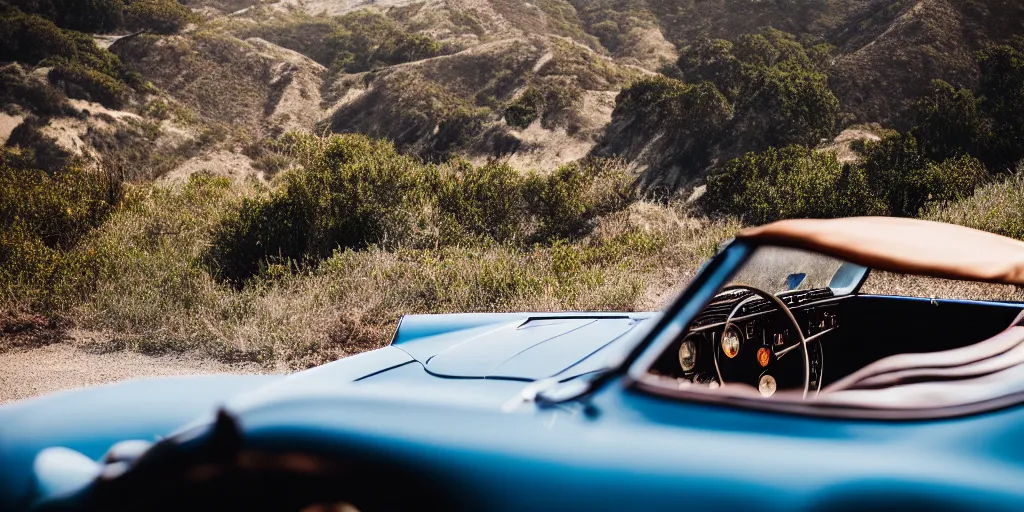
[{"x1": 0, "y1": 331, "x2": 265, "y2": 404}]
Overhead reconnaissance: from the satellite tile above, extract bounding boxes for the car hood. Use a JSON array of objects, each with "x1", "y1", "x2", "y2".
[{"x1": 390, "y1": 312, "x2": 658, "y2": 381}]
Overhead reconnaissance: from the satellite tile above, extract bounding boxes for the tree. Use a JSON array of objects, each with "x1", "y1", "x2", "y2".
[
  {"x1": 910, "y1": 80, "x2": 983, "y2": 161},
  {"x1": 736, "y1": 66, "x2": 839, "y2": 148},
  {"x1": 677, "y1": 38, "x2": 743, "y2": 100},
  {"x1": 977, "y1": 42, "x2": 1024, "y2": 171},
  {"x1": 859, "y1": 133, "x2": 933, "y2": 217}
]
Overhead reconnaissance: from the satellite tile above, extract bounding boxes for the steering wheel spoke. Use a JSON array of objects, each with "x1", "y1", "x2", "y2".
[
  {"x1": 774, "y1": 341, "x2": 803, "y2": 360},
  {"x1": 713, "y1": 284, "x2": 811, "y2": 400}
]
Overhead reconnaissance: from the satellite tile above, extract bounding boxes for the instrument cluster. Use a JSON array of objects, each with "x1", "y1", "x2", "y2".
[{"x1": 647, "y1": 288, "x2": 841, "y2": 395}]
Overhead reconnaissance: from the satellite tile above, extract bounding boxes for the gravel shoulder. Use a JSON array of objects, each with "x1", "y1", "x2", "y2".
[{"x1": 0, "y1": 333, "x2": 264, "y2": 404}]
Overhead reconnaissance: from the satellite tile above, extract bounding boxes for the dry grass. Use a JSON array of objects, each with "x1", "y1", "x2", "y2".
[
  {"x1": 55, "y1": 172, "x2": 736, "y2": 370},
  {"x1": 925, "y1": 171, "x2": 1024, "y2": 240},
  {"x1": 861, "y1": 272, "x2": 1024, "y2": 303}
]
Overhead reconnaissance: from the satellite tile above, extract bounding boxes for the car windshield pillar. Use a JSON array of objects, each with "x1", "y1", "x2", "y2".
[{"x1": 623, "y1": 240, "x2": 756, "y2": 381}]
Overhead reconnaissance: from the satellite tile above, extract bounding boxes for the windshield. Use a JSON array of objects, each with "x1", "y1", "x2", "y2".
[{"x1": 728, "y1": 246, "x2": 866, "y2": 296}]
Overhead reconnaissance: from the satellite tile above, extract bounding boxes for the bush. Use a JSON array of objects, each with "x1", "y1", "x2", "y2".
[
  {"x1": 0, "y1": 147, "x2": 122, "y2": 310},
  {"x1": 704, "y1": 145, "x2": 883, "y2": 225},
  {"x1": 325, "y1": 10, "x2": 443, "y2": 73},
  {"x1": 504, "y1": 87, "x2": 545, "y2": 128},
  {"x1": 0, "y1": 63, "x2": 75, "y2": 116},
  {"x1": 736, "y1": 65, "x2": 839, "y2": 148},
  {"x1": 432, "y1": 160, "x2": 530, "y2": 243},
  {"x1": 0, "y1": 7, "x2": 82, "y2": 65},
  {"x1": 526, "y1": 158, "x2": 636, "y2": 240},
  {"x1": 207, "y1": 193, "x2": 310, "y2": 285},
  {"x1": 706, "y1": 134, "x2": 990, "y2": 224},
  {"x1": 124, "y1": 0, "x2": 196, "y2": 34},
  {"x1": 48, "y1": 62, "x2": 132, "y2": 109},
  {"x1": 0, "y1": 7, "x2": 138, "y2": 107},
  {"x1": 538, "y1": 77, "x2": 585, "y2": 130},
  {"x1": 7, "y1": 0, "x2": 125, "y2": 32},
  {"x1": 208, "y1": 134, "x2": 637, "y2": 284},
  {"x1": 432, "y1": 106, "x2": 489, "y2": 157},
  {"x1": 613, "y1": 75, "x2": 732, "y2": 169},
  {"x1": 209, "y1": 135, "x2": 428, "y2": 284},
  {"x1": 857, "y1": 134, "x2": 985, "y2": 218}
]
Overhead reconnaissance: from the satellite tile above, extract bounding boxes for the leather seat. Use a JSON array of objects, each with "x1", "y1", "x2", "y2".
[{"x1": 824, "y1": 309, "x2": 1024, "y2": 395}]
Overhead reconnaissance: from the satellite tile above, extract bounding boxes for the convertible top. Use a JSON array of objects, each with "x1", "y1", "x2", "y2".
[{"x1": 737, "y1": 217, "x2": 1024, "y2": 286}]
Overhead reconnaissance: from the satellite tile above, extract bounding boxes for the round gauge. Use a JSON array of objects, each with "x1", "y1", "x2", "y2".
[
  {"x1": 759, "y1": 374, "x2": 777, "y2": 398},
  {"x1": 678, "y1": 337, "x2": 699, "y2": 372},
  {"x1": 721, "y1": 326, "x2": 742, "y2": 359}
]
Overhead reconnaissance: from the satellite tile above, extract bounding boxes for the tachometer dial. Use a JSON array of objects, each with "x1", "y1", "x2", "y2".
[
  {"x1": 678, "y1": 337, "x2": 699, "y2": 372},
  {"x1": 721, "y1": 326, "x2": 742, "y2": 359}
]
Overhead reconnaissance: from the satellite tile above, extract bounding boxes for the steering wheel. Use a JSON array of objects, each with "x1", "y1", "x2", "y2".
[{"x1": 712, "y1": 284, "x2": 810, "y2": 399}]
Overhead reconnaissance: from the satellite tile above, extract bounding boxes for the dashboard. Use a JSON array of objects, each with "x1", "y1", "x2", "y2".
[{"x1": 647, "y1": 287, "x2": 842, "y2": 397}]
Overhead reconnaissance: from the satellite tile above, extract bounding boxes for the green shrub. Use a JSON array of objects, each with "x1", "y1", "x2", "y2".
[
  {"x1": 592, "y1": 20, "x2": 621, "y2": 52},
  {"x1": 208, "y1": 134, "x2": 637, "y2": 284},
  {"x1": 0, "y1": 7, "x2": 138, "y2": 107},
  {"x1": 504, "y1": 87, "x2": 545, "y2": 128},
  {"x1": 0, "y1": 63, "x2": 75, "y2": 116},
  {"x1": 538, "y1": 77, "x2": 584, "y2": 130},
  {"x1": 325, "y1": 10, "x2": 444, "y2": 73},
  {"x1": 124, "y1": 0, "x2": 196, "y2": 34},
  {"x1": 48, "y1": 62, "x2": 132, "y2": 109},
  {"x1": 8, "y1": 0, "x2": 125, "y2": 32},
  {"x1": 734, "y1": 29, "x2": 811, "y2": 71},
  {"x1": 433, "y1": 106, "x2": 489, "y2": 157},
  {"x1": 613, "y1": 75, "x2": 732, "y2": 171},
  {"x1": 616, "y1": 76, "x2": 732, "y2": 134},
  {"x1": 923, "y1": 154, "x2": 989, "y2": 204},
  {"x1": 0, "y1": 148, "x2": 120, "y2": 251},
  {"x1": 707, "y1": 134, "x2": 990, "y2": 224},
  {"x1": 207, "y1": 193, "x2": 310, "y2": 285},
  {"x1": 704, "y1": 145, "x2": 883, "y2": 225},
  {"x1": 0, "y1": 147, "x2": 122, "y2": 310},
  {"x1": 527, "y1": 158, "x2": 636, "y2": 240},
  {"x1": 208, "y1": 135, "x2": 429, "y2": 284},
  {"x1": 432, "y1": 160, "x2": 530, "y2": 243},
  {"x1": 0, "y1": 6, "x2": 77, "y2": 64},
  {"x1": 858, "y1": 133, "x2": 932, "y2": 217},
  {"x1": 736, "y1": 65, "x2": 839, "y2": 148}
]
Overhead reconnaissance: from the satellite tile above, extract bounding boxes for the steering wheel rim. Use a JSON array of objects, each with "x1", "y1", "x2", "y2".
[{"x1": 713, "y1": 284, "x2": 810, "y2": 399}]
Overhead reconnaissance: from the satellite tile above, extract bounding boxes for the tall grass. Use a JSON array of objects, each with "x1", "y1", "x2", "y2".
[
  {"x1": 74, "y1": 175, "x2": 734, "y2": 369},
  {"x1": 1, "y1": 133, "x2": 738, "y2": 369}
]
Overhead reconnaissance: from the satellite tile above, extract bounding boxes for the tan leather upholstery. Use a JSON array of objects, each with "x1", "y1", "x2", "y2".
[
  {"x1": 737, "y1": 217, "x2": 1024, "y2": 286},
  {"x1": 821, "y1": 310, "x2": 1024, "y2": 407}
]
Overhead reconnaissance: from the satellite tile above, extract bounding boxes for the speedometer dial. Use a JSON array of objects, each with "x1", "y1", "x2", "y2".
[
  {"x1": 721, "y1": 326, "x2": 742, "y2": 359},
  {"x1": 678, "y1": 336, "x2": 699, "y2": 372}
]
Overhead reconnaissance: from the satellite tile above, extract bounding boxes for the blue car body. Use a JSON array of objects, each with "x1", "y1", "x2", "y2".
[{"x1": 3, "y1": 239, "x2": 1024, "y2": 510}]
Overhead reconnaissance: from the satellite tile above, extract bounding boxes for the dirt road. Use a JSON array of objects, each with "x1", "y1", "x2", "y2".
[{"x1": 0, "y1": 336, "x2": 264, "y2": 404}]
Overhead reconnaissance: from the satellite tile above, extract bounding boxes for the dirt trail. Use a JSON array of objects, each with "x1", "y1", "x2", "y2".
[{"x1": 0, "y1": 335, "x2": 265, "y2": 404}]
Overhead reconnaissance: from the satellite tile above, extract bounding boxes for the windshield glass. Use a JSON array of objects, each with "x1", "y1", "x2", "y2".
[{"x1": 727, "y1": 246, "x2": 865, "y2": 296}]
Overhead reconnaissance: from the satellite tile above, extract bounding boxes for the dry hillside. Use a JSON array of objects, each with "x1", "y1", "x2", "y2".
[{"x1": 4, "y1": 0, "x2": 1022, "y2": 187}]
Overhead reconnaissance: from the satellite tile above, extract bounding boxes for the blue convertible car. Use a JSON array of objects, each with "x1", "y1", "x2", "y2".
[{"x1": 4, "y1": 217, "x2": 1024, "y2": 511}]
